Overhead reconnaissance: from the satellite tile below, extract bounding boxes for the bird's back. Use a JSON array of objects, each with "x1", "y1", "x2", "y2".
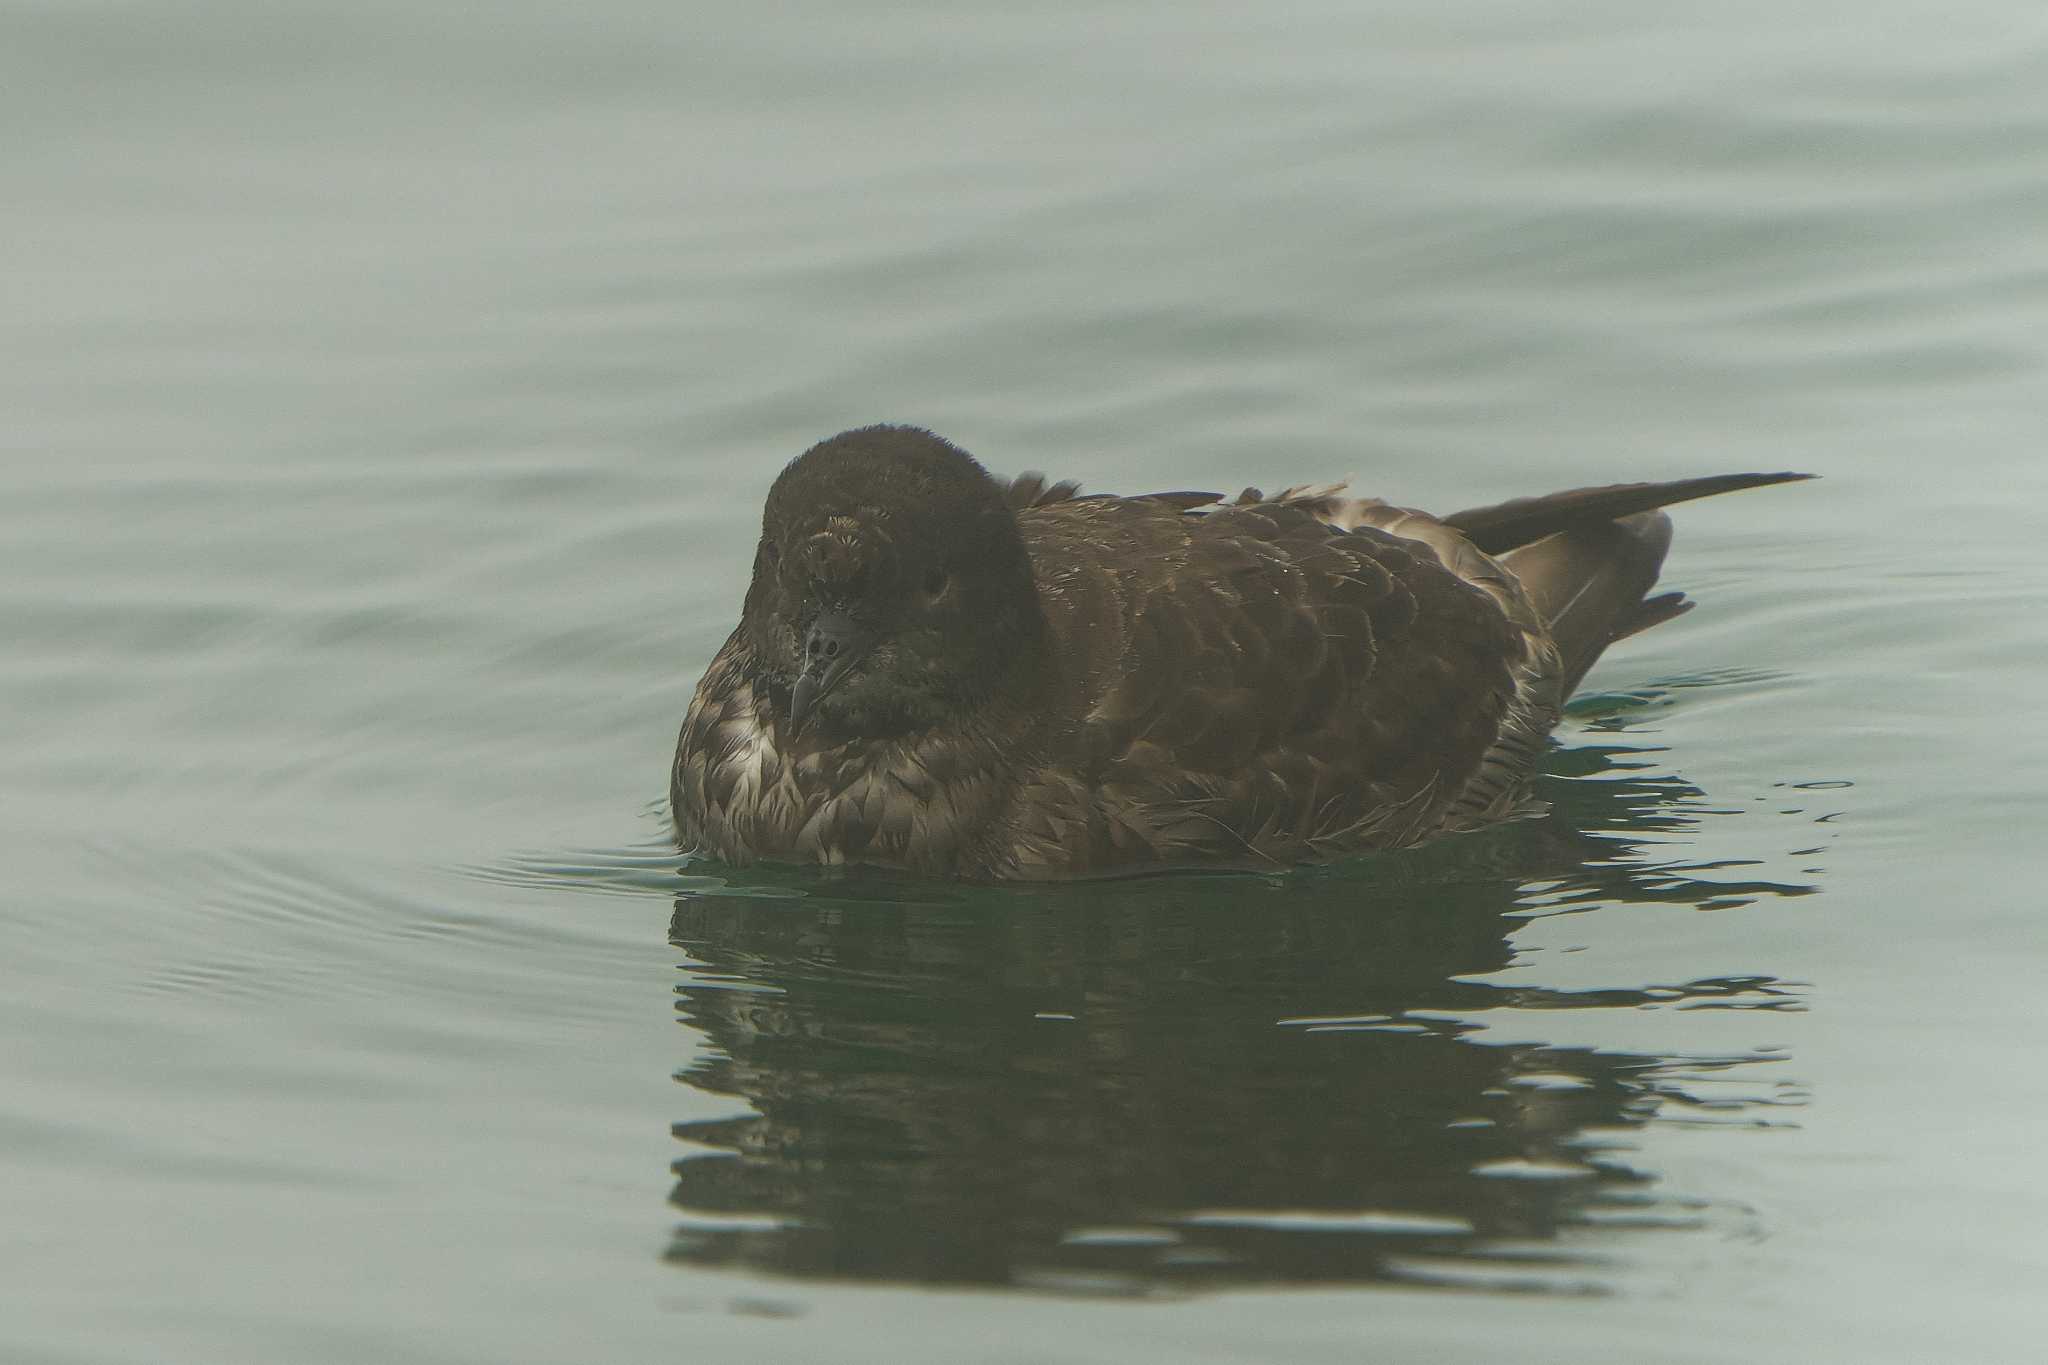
[{"x1": 984, "y1": 488, "x2": 1558, "y2": 876}]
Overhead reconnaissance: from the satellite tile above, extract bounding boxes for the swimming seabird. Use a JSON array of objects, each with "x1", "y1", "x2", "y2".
[{"x1": 673, "y1": 425, "x2": 1807, "y2": 879}]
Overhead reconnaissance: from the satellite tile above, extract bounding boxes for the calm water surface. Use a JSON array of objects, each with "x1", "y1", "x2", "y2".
[{"x1": 5, "y1": 2, "x2": 2046, "y2": 1362}]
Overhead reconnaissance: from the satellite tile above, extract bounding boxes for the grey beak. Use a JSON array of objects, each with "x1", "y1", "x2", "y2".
[{"x1": 789, "y1": 610, "x2": 873, "y2": 731}]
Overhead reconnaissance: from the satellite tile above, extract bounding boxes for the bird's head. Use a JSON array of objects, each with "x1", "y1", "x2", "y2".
[{"x1": 741, "y1": 426, "x2": 1046, "y2": 737}]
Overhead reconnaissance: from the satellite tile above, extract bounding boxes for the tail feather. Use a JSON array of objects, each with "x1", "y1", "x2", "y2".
[
  {"x1": 1450, "y1": 470, "x2": 1814, "y2": 694},
  {"x1": 1503, "y1": 512, "x2": 1679, "y2": 697},
  {"x1": 1616, "y1": 590, "x2": 1693, "y2": 644},
  {"x1": 1445, "y1": 472, "x2": 1813, "y2": 555}
]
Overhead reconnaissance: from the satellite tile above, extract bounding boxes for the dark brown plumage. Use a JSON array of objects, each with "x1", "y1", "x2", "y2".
[{"x1": 672, "y1": 426, "x2": 1808, "y2": 880}]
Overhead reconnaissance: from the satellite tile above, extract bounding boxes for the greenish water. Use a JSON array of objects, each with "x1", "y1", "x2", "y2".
[{"x1": 5, "y1": 2, "x2": 2046, "y2": 1361}]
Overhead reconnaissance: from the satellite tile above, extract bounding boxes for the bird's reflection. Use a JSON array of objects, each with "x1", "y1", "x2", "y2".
[{"x1": 666, "y1": 743, "x2": 1815, "y2": 1292}]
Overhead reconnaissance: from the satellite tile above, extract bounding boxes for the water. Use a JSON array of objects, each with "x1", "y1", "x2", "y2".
[{"x1": 5, "y1": 2, "x2": 2046, "y2": 1360}]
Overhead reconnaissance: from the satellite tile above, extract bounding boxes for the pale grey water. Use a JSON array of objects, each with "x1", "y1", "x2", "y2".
[{"x1": 5, "y1": 2, "x2": 2047, "y2": 1361}]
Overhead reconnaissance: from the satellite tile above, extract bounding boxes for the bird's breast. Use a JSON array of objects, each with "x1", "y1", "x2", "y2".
[{"x1": 676, "y1": 673, "x2": 1008, "y2": 874}]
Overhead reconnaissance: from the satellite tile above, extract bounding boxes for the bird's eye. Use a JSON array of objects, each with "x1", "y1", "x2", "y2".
[{"x1": 921, "y1": 566, "x2": 949, "y2": 599}]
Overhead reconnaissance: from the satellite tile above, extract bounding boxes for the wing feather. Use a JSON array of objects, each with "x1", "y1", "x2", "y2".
[{"x1": 1011, "y1": 491, "x2": 1537, "y2": 869}]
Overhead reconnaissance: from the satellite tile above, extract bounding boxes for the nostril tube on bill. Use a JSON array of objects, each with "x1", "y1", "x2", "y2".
[{"x1": 790, "y1": 609, "x2": 873, "y2": 731}]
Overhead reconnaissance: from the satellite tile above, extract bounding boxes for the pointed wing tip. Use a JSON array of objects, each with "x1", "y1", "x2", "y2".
[{"x1": 1723, "y1": 471, "x2": 1818, "y2": 489}]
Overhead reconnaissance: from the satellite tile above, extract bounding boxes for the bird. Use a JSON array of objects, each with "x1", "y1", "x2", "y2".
[{"x1": 672, "y1": 425, "x2": 1809, "y2": 881}]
